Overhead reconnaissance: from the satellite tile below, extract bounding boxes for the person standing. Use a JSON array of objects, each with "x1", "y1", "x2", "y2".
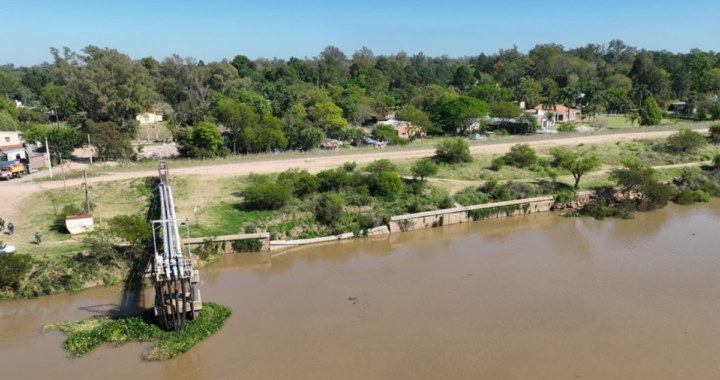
[
  {"x1": 7, "y1": 222, "x2": 13, "y2": 236},
  {"x1": 35, "y1": 232, "x2": 42, "y2": 245},
  {"x1": 0, "y1": 217, "x2": 4, "y2": 232}
]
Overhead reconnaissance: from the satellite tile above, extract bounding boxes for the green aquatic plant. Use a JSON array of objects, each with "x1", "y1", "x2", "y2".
[{"x1": 44, "y1": 302, "x2": 231, "y2": 361}]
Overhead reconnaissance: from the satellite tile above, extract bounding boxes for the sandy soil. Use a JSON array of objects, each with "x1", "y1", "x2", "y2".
[{"x1": 0, "y1": 129, "x2": 700, "y2": 235}]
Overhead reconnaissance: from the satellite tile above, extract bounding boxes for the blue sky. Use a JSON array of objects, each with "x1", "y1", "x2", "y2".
[{"x1": 3, "y1": 0, "x2": 718, "y2": 66}]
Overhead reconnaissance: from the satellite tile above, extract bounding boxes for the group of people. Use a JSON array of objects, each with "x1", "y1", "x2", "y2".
[
  {"x1": 0, "y1": 218, "x2": 13, "y2": 235},
  {"x1": 0, "y1": 218, "x2": 40, "y2": 244}
]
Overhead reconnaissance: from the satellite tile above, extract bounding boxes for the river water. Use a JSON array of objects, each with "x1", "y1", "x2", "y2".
[{"x1": 2, "y1": 202, "x2": 720, "y2": 379}]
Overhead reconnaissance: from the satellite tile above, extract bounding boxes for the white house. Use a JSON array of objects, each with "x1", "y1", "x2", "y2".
[
  {"x1": 0, "y1": 132, "x2": 26, "y2": 161},
  {"x1": 136, "y1": 112, "x2": 163, "y2": 125}
]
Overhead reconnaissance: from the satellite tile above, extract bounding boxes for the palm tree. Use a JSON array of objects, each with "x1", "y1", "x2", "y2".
[{"x1": 624, "y1": 111, "x2": 640, "y2": 127}]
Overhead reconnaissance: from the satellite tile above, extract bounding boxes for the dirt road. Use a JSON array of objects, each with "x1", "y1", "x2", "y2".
[{"x1": 0, "y1": 129, "x2": 698, "y2": 232}]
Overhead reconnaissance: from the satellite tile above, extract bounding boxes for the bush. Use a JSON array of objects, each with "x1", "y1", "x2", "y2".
[
  {"x1": 368, "y1": 172, "x2": 404, "y2": 199},
  {"x1": 665, "y1": 128, "x2": 707, "y2": 154},
  {"x1": 342, "y1": 162, "x2": 357, "y2": 172},
  {"x1": 435, "y1": 138, "x2": 472, "y2": 164},
  {"x1": 556, "y1": 122, "x2": 577, "y2": 132},
  {"x1": 54, "y1": 204, "x2": 84, "y2": 233},
  {"x1": 0, "y1": 254, "x2": 35, "y2": 291},
  {"x1": 365, "y1": 159, "x2": 397, "y2": 174},
  {"x1": 316, "y1": 168, "x2": 351, "y2": 192},
  {"x1": 372, "y1": 124, "x2": 410, "y2": 145},
  {"x1": 231, "y1": 239, "x2": 263, "y2": 252},
  {"x1": 243, "y1": 182, "x2": 293, "y2": 210},
  {"x1": 411, "y1": 158, "x2": 439, "y2": 180},
  {"x1": 314, "y1": 193, "x2": 344, "y2": 226},
  {"x1": 709, "y1": 124, "x2": 720, "y2": 143},
  {"x1": 277, "y1": 169, "x2": 319, "y2": 198},
  {"x1": 502, "y1": 144, "x2": 538, "y2": 168},
  {"x1": 674, "y1": 189, "x2": 710, "y2": 205},
  {"x1": 490, "y1": 156, "x2": 505, "y2": 171}
]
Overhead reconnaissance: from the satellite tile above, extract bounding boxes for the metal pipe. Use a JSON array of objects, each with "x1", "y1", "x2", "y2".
[
  {"x1": 158, "y1": 184, "x2": 172, "y2": 279},
  {"x1": 167, "y1": 186, "x2": 186, "y2": 277}
]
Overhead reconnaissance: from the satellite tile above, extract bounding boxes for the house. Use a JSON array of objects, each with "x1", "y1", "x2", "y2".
[
  {"x1": 669, "y1": 102, "x2": 691, "y2": 116},
  {"x1": 375, "y1": 119, "x2": 425, "y2": 139},
  {"x1": 136, "y1": 112, "x2": 163, "y2": 125},
  {"x1": 0, "y1": 131, "x2": 26, "y2": 161},
  {"x1": 527, "y1": 104, "x2": 581, "y2": 126}
]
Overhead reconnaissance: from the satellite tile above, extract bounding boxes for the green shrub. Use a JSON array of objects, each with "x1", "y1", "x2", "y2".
[
  {"x1": 243, "y1": 182, "x2": 292, "y2": 210},
  {"x1": 502, "y1": 144, "x2": 538, "y2": 168},
  {"x1": 314, "y1": 193, "x2": 344, "y2": 226},
  {"x1": 556, "y1": 123, "x2": 577, "y2": 132},
  {"x1": 317, "y1": 168, "x2": 351, "y2": 192},
  {"x1": 231, "y1": 239, "x2": 263, "y2": 253},
  {"x1": 368, "y1": 172, "x2": 404, "y2": 199},
  {"x1": 665, "y1": 128, "x2": 707, "y2": 154},
  {"x1": 435, "y1": 138, "x2": 472, "y2": 164},
  {"x1": 490, "y1": 156, "x2": 505, "y2": 171},
  {"x1": 278, "y1": 169, "x2": 319, "y2": 198},
  {"x1": 53, "y1": 204, "x2": 84, "y2": 233},
  {"x1": 709, "y1": 124, "x2": 720, "y2": 143},
  {"x1": 411, "y1": 158, "x2": 439, "y2": 180},
  {"x1": 342, "y1": 161, "x2": 358, "y2": 172},
  {"x1": 365, "y1": 159, "x2": 397, "y2": 174},
  {"x1": 674, "y1": 189, "x2": 710, "y2": 205},
  {"x1": 0, "y1": 254, "x2": 35, "y2": 292}
]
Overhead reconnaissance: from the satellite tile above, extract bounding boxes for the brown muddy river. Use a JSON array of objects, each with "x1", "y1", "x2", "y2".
[{"x1": 2, "y1": 202, "x2": 720, "y2": 379}]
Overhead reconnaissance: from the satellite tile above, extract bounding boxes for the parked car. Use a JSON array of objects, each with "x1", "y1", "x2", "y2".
[
  {"x1": 0, "y1": 243, "x2": 15, "y2": 255},
  {"x1": 0, "y1": 167, "x2": 12, "y2": 180}
]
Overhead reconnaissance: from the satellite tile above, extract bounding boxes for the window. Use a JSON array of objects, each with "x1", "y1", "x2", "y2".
[{"x1": 4, "y1": 137, "x2": 9, "y2": 142}]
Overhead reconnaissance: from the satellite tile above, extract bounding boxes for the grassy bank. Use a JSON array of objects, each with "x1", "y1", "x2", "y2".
[{"x1": 44, "y1": 302, "x2": 231, "y2": 360}]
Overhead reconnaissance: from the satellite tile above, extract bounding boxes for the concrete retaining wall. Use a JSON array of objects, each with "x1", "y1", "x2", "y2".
[
  {"x1": 181, "y1": 233, "x2": 270, "y2": 253},
  {"x1": 270, "y1": 232, "x2": 355, "y2": 251},
  {"x1": 389, "y1": 196, "x2": 555, "y2": 232}
]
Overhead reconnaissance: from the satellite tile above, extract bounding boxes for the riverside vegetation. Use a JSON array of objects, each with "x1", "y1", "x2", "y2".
[
  {"x1": 4, "y1": 127, "x2": 720, "y2": 299},
  {"x1": 44, "y1": 302, "x2": 231, "y2": 360}
]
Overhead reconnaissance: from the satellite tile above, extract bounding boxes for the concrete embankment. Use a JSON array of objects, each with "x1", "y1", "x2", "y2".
[{"x1": 183, "y1": 197, "x2": 563, "y2": 252}]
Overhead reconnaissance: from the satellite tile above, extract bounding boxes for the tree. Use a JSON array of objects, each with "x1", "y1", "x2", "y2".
[
  {"x1": 40, "y1": 85, "x2": 78, "y2": 123},
  {"x1": 215, "y1": 99, "x2": 256, "y2": 154},
  {"x1": 640, "y1": 96, "x2": 662, "y2": 126},
  {"x1": 549, "y1": 148, "x2": 602, "y2": 189},
  {"x1": 86, "y1": 120, "x2": 132, "y2": 159},
  {"x1": 106, "y1": 214, "x2": 152, "y2": 259},
  {"x1": 0, "y1": 111, "x2": 17, "y2": 131},
  {"x1": 502, "y1": 144, "x2": 538, "y2": 168},
  {"x1": 610, "y1": 162, "x2": 672, "y2": 210},
  {"x1": 452, "y1": 65, "x2": 475, "y2": 94},
  {"x1": 411, "y1": 158, "x2": 439, "y2": 181},
  {"x1": 397, "y1": 105, "x2": 432, "y2": 133},
  {"x1": 308, "y1": 101, "x2": 347, "y2": 137},
  {"x1": 314, "y1": 193, "x2": 344, "y2": 226},
  {"x1": 435, "y1": 138, "x2": 472, "y2": 164},
  {"x1": 625, "y1": 111, "x2": 640, "y2": 127},
  {"x1": 709, "y1": 124, "x2": 720, "y2": 143},
  {"x1": 50, "y1": 46, "x2": 155, "y2": 131},
  {"x1": 368, "y1": 171, "x2": 404, "y2": 199},
  {"x1": 47, "y1": 126, "x2": 81, "y2": 158},
  {"x1": 21, "y1": 123, "x2": 50, "y2": 144},
  {"x1": 297, "y1": 127, "x2": 326, "y2": 151},
  {"x1": 240, "y1": 114, "x2": 288, "y2": 153},
  {"x1": 665, "y1": 128, "x2": 707, "y2": 154},
  {"x1": 177, "y1": 121, "x2": 226, "y2": 158},
  {"x1": 433, "y1": 96, "x2": 489, "y2": 135},
  {"x1": 710, "y1": 100, "x2": 720, "y2": 121}
]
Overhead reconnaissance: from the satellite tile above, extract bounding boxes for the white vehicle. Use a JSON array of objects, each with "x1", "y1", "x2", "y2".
[{"x1": 0, "y1": 243, "x2": 16, "y2": 255}]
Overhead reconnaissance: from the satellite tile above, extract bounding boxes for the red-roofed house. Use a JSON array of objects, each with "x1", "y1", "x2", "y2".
[{"x1": 529, "y1": 104, "x2": 581, "y2": 123}]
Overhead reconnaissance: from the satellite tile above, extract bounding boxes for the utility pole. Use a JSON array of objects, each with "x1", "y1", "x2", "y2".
[
  {"x1": 60, "y1": 153, "x2": 66, "y2": 190},
  {"x1": 84, "y1": 170, "x2": 90, "y2": 214},
  {"x1": 45, "y1": 137, "x2": 53, "y2": 179},
  {"x1": 88, "y1": 134, "x2": 92, "y2": 164}
]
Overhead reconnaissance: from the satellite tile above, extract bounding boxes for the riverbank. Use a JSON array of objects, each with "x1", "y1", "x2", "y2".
[{"x1": 2, "y1": 127, "x2": 720, "y2": 299}]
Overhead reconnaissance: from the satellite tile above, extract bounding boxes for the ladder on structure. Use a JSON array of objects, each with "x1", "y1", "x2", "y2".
[{"x1": 150, "y1": 161, "x2": 202, "y2": 330}]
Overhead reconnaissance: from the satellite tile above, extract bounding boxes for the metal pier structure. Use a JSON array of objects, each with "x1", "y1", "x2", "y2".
[{"x1": 150, "y1": 161, "x2": 201, "y2": 330}]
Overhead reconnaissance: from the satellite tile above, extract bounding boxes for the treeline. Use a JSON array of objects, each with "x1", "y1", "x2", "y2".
[{"x1": 1, "y1": 41, "x2": 720, "y2": 159}]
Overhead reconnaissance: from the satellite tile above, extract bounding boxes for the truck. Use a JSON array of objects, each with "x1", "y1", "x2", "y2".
[{"x1": 0, "y1": 161, "x2": 26, "y2": 180}]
